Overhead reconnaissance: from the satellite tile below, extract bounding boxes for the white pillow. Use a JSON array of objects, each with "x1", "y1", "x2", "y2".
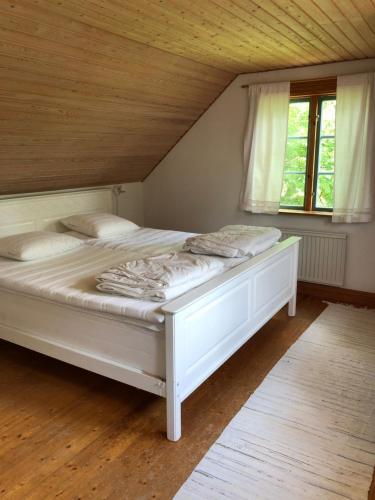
[
  {"x1": 0, "y1": 231, "x2": 82, "y2": 261},
  {"x1": 64, "y1": 230, "x2": 91, "y2": 240},
  {"x1": 61, "y1": 213, "x2": 139, "y2": 238}
]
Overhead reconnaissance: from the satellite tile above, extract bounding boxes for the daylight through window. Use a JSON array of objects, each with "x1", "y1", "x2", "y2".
[{"x1": 281, "y1": 86, "x2": 336, "y2": 213}]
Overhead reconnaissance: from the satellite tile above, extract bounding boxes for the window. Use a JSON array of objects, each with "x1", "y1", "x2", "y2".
[
  {"x1": 280, "y1": 80, "x2": 336, "y2": 213},
  {"x1": 314, "y1": 98, "x2": 336, "y2": 210}
]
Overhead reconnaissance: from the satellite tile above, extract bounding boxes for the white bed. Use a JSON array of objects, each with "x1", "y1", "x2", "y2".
[{"x1": 0, "y1": 188, "x2": 300, "y2": 441}]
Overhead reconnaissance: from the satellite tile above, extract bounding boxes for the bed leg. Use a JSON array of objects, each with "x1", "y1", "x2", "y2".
[
  {"x1": 165, "y1": 313, "x2": 182, "y2": 441},
  {"x1": 288, "y1": 293, "x2": 297, "y2": 316},
  {"x1": 166, "y1": 394, "x2": 181, "y2": 442}
]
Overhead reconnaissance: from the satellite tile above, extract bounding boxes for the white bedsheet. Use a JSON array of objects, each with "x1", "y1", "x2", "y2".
[{"x1": 0, "y1": 228, "x2": 243, "y2": 326}]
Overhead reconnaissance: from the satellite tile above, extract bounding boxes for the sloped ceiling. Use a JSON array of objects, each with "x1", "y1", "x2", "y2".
[{"x1": 1, "y1": 0, "x2": 375, "y2": 194}]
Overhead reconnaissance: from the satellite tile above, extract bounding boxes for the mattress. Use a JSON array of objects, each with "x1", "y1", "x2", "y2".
[
  {"x1": 0, "y1": 228, "x2": 191, "y2": 326},
  {"x1": 0, "y1": 228, "x2": 245, "y2": 329}
]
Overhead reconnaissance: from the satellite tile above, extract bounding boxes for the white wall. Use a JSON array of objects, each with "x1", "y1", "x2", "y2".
[
  {"x1": 144, "y1": 59, "x2": 375, "y2": 292},
  {"x1": 117, "y1": 182, "x2": 144, "y2": 226}
]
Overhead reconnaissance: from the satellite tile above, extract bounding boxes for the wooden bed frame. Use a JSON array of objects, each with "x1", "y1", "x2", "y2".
[{"x1": 0, "y1": 188, "x2": 300, "y2": 441}]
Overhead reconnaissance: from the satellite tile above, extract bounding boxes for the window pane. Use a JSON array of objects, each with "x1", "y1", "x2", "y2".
[
  {"x1": 288, "y1": 100, "x2": 310, "y2": 137},
  {"x1": 315, "y1": 174, "x2": 334, "y2": 209},
  {"x1": 319, "y1": 138, "x2": 335, "y2": 172},
  {"x1": 281, "y1": 100, "x2": 310, "y2": 209},
  {"x1": 281, "y1": 173, "x2": 306, "y2": 207},
  {"x1": 313, "y1": 97, "x2": 336, "y2": 211},
  {"x1": 320, "y1": 99, "x2": 336, "y2": 136},
  {"x1": 285, "y1": 138, "x2": 308, "y2": 172}
]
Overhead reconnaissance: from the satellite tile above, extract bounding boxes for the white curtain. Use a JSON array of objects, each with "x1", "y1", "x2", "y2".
[
  {"x1": 241, "y1": 81, "x2": 290, "y2": 214},
  {"x1": 333, "y1": 73, "x2": 374, "y2": 223}
]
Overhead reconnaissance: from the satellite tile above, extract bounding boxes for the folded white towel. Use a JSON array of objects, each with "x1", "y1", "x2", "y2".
[
  {"x1": 183, "y1": 225, "x2": 281, "y2": 258},
  {"x1": 96, "y1": 272, "x2": 220, "y2": 302},
  {"x1": 96, "y1": 251, "x2": 225, "y2": 302}
]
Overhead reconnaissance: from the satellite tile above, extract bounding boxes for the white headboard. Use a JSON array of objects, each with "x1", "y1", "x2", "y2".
[{"x1": 0, "y1": 189, "x2": 114, "y2": 237}]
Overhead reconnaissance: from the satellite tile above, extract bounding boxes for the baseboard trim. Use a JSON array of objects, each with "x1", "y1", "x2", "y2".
[{"x1": 298, "y1": 281, "x2": 375, "y2": 309}]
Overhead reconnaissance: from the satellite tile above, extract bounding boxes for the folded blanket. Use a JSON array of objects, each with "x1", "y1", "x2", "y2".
[
  {"x1": 96, "y1": 251, "x2": 225, "y2": 302},
  {"x1": 183, "y1": 225, "x2": 281, "y2": 258}
]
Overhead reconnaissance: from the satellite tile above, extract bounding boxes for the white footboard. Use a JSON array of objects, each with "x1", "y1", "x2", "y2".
[{"x1": 162, "y1": 237, "x2": 300, "y2": 441}]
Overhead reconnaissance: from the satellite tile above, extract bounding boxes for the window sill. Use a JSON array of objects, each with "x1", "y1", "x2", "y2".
[{"x1": 279, "y1": 209, "x2": 332, "y2": 217}]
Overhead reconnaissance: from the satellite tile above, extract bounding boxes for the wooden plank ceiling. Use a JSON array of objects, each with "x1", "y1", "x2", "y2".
[{"x1": 1, "y1": 0, "x2": 375, "y2": 194}]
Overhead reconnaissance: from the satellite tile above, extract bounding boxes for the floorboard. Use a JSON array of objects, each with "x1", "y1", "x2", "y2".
[{"x1": 0, "y1": 296, "x2": 371, "y2": 499}]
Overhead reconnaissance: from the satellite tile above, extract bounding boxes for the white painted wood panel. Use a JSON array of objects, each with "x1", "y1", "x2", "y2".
[
  {"x1": 164, "y1": 240, "x2": 298, "y2": 407},
  {"x1": 0, "y1": 188, "x2": 114, "y2": 236}
]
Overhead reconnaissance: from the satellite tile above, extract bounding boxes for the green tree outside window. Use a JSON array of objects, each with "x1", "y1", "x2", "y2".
[{"x1": 281, "y1": 96, "x2": 336, "y2": 211}]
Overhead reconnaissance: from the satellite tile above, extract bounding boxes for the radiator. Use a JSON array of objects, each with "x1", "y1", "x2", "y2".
[{"x1": 280, "y1": 228, "x2": 347, "y2": 286}]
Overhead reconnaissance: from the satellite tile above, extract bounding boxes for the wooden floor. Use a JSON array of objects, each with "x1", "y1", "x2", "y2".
[{"x1": 0, "y1": 295, "x2": 373, "y2": 499}]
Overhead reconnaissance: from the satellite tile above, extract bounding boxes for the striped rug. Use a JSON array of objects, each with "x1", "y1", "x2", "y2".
[{"x1": 175, "y1": 304, "x2": 375, "y2": 500}]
